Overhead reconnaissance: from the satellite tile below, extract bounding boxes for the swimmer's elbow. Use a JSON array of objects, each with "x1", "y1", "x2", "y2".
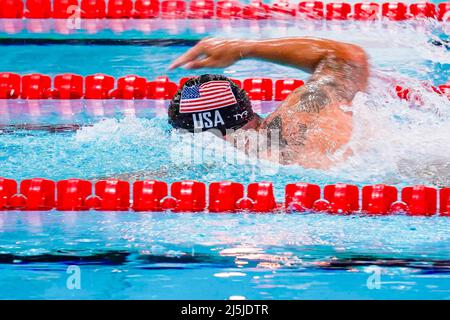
[
  {"x1": 321, "y1": 42, "x2": 369, "y2": 92},
  {"x1": 334, "y1": 41, "x2": 367, "y2": 65},
  {"x1": 349, "y1": 44, "x2": 368, "y2": 65},
  {"x1": 355, "y1": 48, "x2": 369, "y2": 90},
  {"x1": 340, "y1": 44, "x2": 369, "y2": 90}
]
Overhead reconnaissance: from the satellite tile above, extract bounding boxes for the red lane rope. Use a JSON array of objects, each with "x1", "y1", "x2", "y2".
[
  {"x1": 0, "y1": 177, "x2": 449, "y2": 215},
  {"x1": 0, "y1": 1, "x2": 448, "y2": 21},
  {"x1": 1, "y1": 72, "x2": 449, "y2": 101}
]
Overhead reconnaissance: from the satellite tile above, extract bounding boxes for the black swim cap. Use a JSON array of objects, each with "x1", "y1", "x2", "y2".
[{"x1": 168, "y1": 74, "x2": 255, "y2": 136}]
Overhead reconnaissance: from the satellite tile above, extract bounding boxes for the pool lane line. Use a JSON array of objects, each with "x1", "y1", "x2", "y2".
[
  {"x1": 0, "y1": 251, "x2": 448, "y2": 271},
  {"x1": 2, "y1": 37, "x2": 447, "y2": 49},
  {"x1": 0, "y1": 38, "x2": 200, "y2": 46},
  {"x1": 0, "y1": 124, "x2": 85, "y2": 133}
]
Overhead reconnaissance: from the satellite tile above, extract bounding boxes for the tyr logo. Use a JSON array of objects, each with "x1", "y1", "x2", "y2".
[{"x1": 233, "y1": 111, "x2": 248, "y2": 120}]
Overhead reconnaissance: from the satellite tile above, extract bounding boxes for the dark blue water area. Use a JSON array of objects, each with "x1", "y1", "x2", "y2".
[{"x1": 0, "y1": 211, "x2": 449, "y2": 299}]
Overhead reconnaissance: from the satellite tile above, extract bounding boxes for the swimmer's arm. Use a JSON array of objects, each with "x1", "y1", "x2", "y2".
[
  {"x1": 170, "y1": 37, "x2": 367, "y2": 101},
  {"x1": 170, "y1": 38, "x2": 367, "y2": 88}
]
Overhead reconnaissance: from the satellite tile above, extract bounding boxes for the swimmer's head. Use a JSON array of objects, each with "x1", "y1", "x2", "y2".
[{"x1": 168, "y1": 74, "x2": 255, "y2": 135}]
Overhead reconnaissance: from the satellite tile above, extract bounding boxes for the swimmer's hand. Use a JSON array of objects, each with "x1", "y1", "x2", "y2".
[{"x1": 169, "y1": 38, "x2": 247, "y2": 70}]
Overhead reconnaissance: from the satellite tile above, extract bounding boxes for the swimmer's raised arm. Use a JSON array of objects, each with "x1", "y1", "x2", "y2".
[
  {"x1": 169, "y1": 37, "x2": 367, "y2": 88},
  {"x1": 170, "y1": 37, "x2": 369, "y2": 168}
]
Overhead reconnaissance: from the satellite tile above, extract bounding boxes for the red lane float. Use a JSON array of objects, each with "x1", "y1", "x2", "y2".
[
  {"x1": 53, "y1": 73, "x2": 83, "y2": 99},
  {"x1": 243, "y1": 0, "x2": 270, "y2": 20},
  {"x1": 0, "y1": 72, "x2": 20, "y2": 99},
  {"x1": 409, "y1": 2, "x2": 436, "y2": 19},
  {"x1": 0, "y1": 177, "x2": 449, "y2": 215},
  {"x1": 271, "y1": 0, "x2": 296, "y2": 17},
  {"x1": 352, "y1": 2, "x2": 379, "y2": 21},
  {"x1": 21, "y1": 74, "x2": 52, "y2": 99},
  {"x1": 113, "y1": 75, "x2": 147, "y2": 99},
  {"x1": 216, "y1": 0, "x2": 243, "y2": 19},
  {"x1": 188, "y1": 0, "x2": 214, "y2": 19},
  {"x1": 13, "y1": 178, "x2": 55, "y2": 210},
  {"x1": 326, "y1": 2, "x2": 351, "y2": 20},
  {"x1": 285, "y1": 182, "x2": 320, "y2": 211},
  {"x1": 107, "y1": 0, "x2": 133, "y2": 19},
  {"x1": 93, "y1": 179, "x2": 130, "y2": 210},
  {"x1": 244, "y1": 182, "x2": 276, "y2": 212},
  {"x1": 0, "y1": 1, "x2": 449, "y2": 21},
  {"x1": 84, "y1": 74, "x2": 115, "y2": 99},
  {"x1": 134, "y1": 0, "x2": 159, "y2": 19},
  {"x1": 1, "y1": 73, "x2": 449, "y2": 102},
  {"x1": 24, "y1": 0, "x2": 51, "y2": 19},
  {"x1": 80, "y1": 0, "x2": 106, "y2": 19},
  {"x1": 0, "y1": 178, "x2": 17, "y2": 209},
  {"x1": 323, "y1": 183, "x2": 359, "y2": 214},
  {"x1": 243, "y1": 78, "x2": 273, "y2": 101},
  {"x1": 209, "y1": 181, "x2": 244, "y2": 212},
  {"x1": 53, "y1": 0, "x2": 79, "y2": 19},
  {"x1": 56, "y1": 179, "x2": 92, "y2": 210},
  {"x1": 146, "y1": 76, "x2": 178, "y2": 99},
  {"x1": 298, "y1": 1, "x2": 324, "y2": 19},
  {"x1": 401, "y1": 185, "x2": 437, "y2": 216},
  {"x1": 166, "y1": 180, "x2": 206, "y2": 212},
  {"x1": 362, "y1": 184, "x2": 398, "y2": 215},
  {"x1": 133, "y1": 180, "x2": 168, "y2": 211},
  {"x1": 234, "y1": 182, "x2": 276, "y2": 212},
  {"x1": 439, "y1": 3, "x2": 450, "y2": 21},
  {"x1": 160, "y1": 0, "x2": 186, "y2": 19},
  {"x1": 0, "y1": 0, "x2": 23, "y2": 18},
  {"x1": 382, "y1": 2, "x2": 408, "y2": 20},
  {"x1": 440, "y1": 188, "x2": 450, "y2": 216}
]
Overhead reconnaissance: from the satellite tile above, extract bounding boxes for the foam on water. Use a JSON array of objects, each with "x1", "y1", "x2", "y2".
[{"x1": 334, "y1": 71, "x2": 450, "y2": 186}]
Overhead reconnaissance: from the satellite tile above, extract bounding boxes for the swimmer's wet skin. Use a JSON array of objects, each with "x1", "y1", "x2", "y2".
[{"x1": 169, "y1": 37, "x2": 369, "y2": 169}]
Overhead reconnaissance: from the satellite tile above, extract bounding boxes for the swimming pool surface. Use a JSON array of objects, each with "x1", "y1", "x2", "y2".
[{"x1": 0, "y1": 3, "x2": 450, "y2": 299}]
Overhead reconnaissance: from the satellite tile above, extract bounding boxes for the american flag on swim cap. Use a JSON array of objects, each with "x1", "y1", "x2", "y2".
[{"x1": 179, "y1": 80, "x2": 237, "y2": 113}]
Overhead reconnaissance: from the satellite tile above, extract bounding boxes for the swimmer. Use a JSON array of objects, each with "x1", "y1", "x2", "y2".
[{"x1": 168, "y1": 37, "x2": 369, "y2": 169}]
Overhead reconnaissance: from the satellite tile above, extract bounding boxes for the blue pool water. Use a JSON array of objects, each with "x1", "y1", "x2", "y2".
[{"x1": 0, "y1": 11, "x2": 450, "y2": 299}]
